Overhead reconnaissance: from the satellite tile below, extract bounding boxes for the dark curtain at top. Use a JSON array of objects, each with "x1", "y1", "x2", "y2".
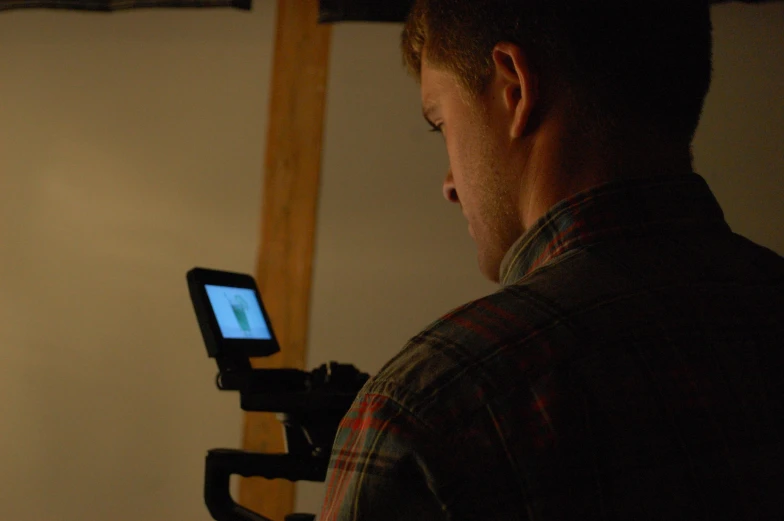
[
  {"x1": 0, "y1": 0, "x2": 778, "y2": 19},
  {"x1": 0, "y1": 0, "x2": 250, "y2": 11}
]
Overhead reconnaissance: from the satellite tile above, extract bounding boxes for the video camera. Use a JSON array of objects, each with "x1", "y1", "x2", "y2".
[{"x1": 187, "y1": 267, "x2": 369, "y2": 521}]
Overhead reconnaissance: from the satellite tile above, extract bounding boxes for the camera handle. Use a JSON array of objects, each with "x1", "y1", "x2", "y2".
[{"x1": 205, "y1": 449, "x2": 329, "y2": 521}]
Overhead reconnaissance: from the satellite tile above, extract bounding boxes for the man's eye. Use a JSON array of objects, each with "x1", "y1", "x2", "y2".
[{"x1": 428, "y1": 123, "x2": 443, "y2": 134}]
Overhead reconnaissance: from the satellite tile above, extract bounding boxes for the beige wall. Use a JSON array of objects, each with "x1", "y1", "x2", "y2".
[
  {"x1": 0, "y1": 5, "x2": 275, "y2": 521},
  {"x1": 693, "y1": 3, "x2": 784, "y2": 254},
  {"x1": 0, "y1": 2, "x2": 781, "y2": 521}
]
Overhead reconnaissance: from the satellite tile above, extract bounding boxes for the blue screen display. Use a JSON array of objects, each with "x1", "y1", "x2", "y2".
[{"x1": 204, "y1": 284, "x2": 272, "y2": 340}]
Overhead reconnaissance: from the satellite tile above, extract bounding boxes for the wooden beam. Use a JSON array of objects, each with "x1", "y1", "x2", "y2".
[{"x1": 240, "y1": 1, "x2": 332, "y2": 520}]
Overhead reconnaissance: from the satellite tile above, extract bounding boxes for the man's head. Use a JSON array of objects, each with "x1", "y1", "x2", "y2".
[{"x1": 402, "y1": 0, "x2": 713, "y2": 281}]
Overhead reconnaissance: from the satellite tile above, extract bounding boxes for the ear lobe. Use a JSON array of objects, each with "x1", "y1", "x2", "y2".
[{"x1": 492, "y1": 43, "x2": 538, "y2": 139}]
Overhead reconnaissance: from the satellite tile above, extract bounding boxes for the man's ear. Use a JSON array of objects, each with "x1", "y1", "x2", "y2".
[{"x1": 491, "y1": 42, "x2": 539, "y2": 139}]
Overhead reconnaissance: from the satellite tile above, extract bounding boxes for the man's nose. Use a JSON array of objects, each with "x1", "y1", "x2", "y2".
[{"x1": 442, "y1": 169, "x2": 459, "y2": 204}]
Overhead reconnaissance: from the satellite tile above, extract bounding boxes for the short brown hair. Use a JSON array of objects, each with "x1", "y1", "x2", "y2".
[{"x1": 401, "y1": 0, "x2": 713, "y2": 144}]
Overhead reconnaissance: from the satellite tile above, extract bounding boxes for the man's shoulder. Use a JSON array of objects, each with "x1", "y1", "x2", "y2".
[
  {"x1": 365, "y1": 279, "x2": 564, "y2": 422},
  {"x1": 363, "y1": 235, "x2": 784, "y2": 423}
]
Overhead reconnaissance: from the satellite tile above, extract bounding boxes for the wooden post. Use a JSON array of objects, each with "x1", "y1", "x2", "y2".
[{"x1": 240, "y1": 1, "x2": 332, "y2": 520}]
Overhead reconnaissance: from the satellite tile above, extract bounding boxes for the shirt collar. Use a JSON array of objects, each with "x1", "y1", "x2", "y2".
[{"x1": 499, "y1": 173, "x2": 731, "y2": 286}]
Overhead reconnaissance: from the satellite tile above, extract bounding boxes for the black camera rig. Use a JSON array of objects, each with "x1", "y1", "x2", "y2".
[{"x1": 188, "y1": 268, "x2": 369, "y2": 521}]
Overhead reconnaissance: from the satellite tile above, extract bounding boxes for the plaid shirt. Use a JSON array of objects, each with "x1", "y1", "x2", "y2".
[{"x1": 318, "y1": 173, "x2": 784, "y2": 521}]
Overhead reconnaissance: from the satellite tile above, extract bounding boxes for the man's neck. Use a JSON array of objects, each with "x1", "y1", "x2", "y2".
[{"x1": 519, "y1": 121, "x2": 694, "y2": 231}]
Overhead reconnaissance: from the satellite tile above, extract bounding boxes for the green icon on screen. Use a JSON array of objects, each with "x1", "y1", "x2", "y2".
[{"x1": 227, "y1": 294, "x2": 251, "y2": 335}]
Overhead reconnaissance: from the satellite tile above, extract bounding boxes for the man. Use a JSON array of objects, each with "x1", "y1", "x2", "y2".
[{"x1": 318, "y1": 0, "x2": 784, "y2": 519}]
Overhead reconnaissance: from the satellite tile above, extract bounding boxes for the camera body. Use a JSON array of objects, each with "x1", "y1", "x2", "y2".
[{"x1": 187, "y1": 268, "x2": 369, "y2": 521}]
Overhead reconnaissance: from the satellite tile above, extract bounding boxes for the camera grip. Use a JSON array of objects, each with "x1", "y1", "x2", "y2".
[{"x1": 205, "y1": 449, "x2": 329, "y2": 521}]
